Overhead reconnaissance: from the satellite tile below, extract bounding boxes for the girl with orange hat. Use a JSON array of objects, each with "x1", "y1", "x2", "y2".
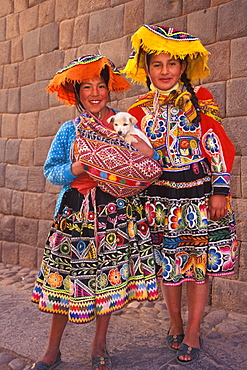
[{"x1": 29, "y1": 55, "x2": 159, "y2": 370}]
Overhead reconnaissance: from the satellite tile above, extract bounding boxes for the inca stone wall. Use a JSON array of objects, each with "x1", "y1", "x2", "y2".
[{"x1": 0, "y1": 0, "x2": 246, "y2": 313}]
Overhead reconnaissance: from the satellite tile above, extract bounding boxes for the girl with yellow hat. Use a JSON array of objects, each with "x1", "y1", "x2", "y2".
[{"x1": 123, "y1": 25, "x2": 238, "y2": 365}]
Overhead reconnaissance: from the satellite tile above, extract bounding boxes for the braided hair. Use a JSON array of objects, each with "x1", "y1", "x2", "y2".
[{"x1": 180, "y1": 71, "x2": 201, "y2": 124}]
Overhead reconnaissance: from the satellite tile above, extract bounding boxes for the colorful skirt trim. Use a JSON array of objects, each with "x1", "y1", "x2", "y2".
[
  {"x1": 31, "y1": 188, "x2": 158, "y2": 323},
  {"x1": 142, "y1": 161, "x2": 238, "y2": 286}
]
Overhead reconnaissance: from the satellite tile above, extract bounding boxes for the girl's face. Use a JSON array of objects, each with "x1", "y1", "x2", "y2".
[
  {"x1": 79, "y1": 76, "x2": 109, "y2": 116},
  {"x1": 147, "y1": 53, "x2": 186, "y2": 91}
]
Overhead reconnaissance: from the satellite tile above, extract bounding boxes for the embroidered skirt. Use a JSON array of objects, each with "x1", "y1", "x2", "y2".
[
  {"x1": 31, "y1": 188, "x2": 158, "y2": 323},
  {"x1": 141, "y1": 160, "x2": 238, "y2": 286}
]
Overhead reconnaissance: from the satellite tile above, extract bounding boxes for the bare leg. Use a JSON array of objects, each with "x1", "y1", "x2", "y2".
[
  {"x1": 36, "y1": 314, "x2": 68, "y2": 365},
  {"x1": 91, "y1": 313, "x2": 111, "y2": 370},
  {"x1": 178, "y1": 276, "x2": 210, "y2": 361},
  {"x1": 161, "y1": 284, "x2": 184, "y2": 350}
]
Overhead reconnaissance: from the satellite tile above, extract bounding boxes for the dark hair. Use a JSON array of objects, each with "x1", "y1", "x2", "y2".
[
  {"x1": 74, "y1": 66, "x2": 110, "y2": 113},
  {"x1": 145, "y1": 53, "x2": 201, "y2": 124}
]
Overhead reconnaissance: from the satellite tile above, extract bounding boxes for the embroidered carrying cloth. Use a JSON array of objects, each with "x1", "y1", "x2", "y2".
[{"x1": 74, "y1": 111, "x2": 162, "y2": 198}]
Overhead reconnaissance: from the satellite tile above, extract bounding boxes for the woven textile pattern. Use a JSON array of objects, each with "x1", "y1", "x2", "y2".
[{"x1": 75, "y1": 112, "x2": 162, "y2": 197}]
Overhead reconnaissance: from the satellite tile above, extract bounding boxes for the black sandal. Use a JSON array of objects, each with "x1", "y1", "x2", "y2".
[
  {"x1": 28, "y1": 351, "x2": 61, "y2": 370},
  {"x1": 92, "y1": 354, "x2": 112, "y2": 370},
  {"x1": 166, "y1": 329, "x2": 184, "y2": 352},
  {"x1": 176, "y1": 342, "x2": 200, "y2": 365}
]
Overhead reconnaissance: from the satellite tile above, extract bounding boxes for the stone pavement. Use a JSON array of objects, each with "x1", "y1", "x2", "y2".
[{"x1": 0, "y1": 262, "x2": 246, "y2": 370}]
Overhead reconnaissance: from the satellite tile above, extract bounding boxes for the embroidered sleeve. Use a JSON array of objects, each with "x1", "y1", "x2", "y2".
[
  {"x1": 44, "y1": 121, "x2": 77, "y2": 185},
  {"x1": 199, "y1": 99, "x2": 222, "y2": 123},
  {"x1": 197, "y1": 87, "x2": 235, "y2": 194}
]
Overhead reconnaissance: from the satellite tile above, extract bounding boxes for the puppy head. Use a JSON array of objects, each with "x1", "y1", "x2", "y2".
[{"x1": 107, "y1": 112, "x2": 138, "y2": 137}]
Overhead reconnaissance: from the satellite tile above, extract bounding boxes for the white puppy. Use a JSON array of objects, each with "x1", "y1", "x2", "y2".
[{"x1": 107, "y1": 112, "x2": 152, "y2": 147}]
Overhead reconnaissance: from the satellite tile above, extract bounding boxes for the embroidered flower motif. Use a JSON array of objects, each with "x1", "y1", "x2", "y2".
[
  {"x1": 207, "y1": 247, "x2": 222, "y2": 272},
  {"x1": 190, "y1": 139, "x2": 198, "y2": 149},
  {"x1": 126, "y1": 203, "x2": 133, "y2": 218},
  {"x1": 146, "y1": 118, "x2": 166, "y2": 140},
  {"x1": 59, "y1": 218, "x2": 67, "y2": 231},
  {"x1": 220, "y1": 246, "x2": 234, "y2": 271},
  {"x1": 47, "y1": 272, "x2": 63, "y2": 288},
  {"x1": 185, "y1": 268, "x2": 194, "y2": 278},
  {"x1": 154, "y1": 250, "x2": 172, "y2": 278},
  {"x1": 87, "y1": 212, "x2": 94, "y2": 221},
  {"x1": 76, "y1": 240, "x2": 86, "y2": 254},
  {"x1": 185, "y1": 205, "x2": 197, "y2": 228},
  {"x1": 147, "y1": 256, "x2": 155, "y2": 269},
  {"x1": 179, "y1": 114, "x2": 199, "y2": 131},
  {"x1": 48, "y1": 233, "x2": 56, "y2": 247},
  {"x1": 205, "y1": 132, "x2": 219, "y2": 154},
  {"x1": 97, "y1": 273, "x2": 108, "y2": 289},
  {"x1": 199, "y1": 203, "x2": 208, "y2": 227},
  {"x1": 145, "y1": 202, "x2": 156, "y2": 226},
  {"x1": 120, "y1": 264, "x2": 129, "y2": 280},
  {"x1": 60, "y1": 241, "x2": 70, "y2": 255},
  {"x1": 88, "y1": 278, "x2": 96, "y2": 290},
  {"x1": 139, "y1": 222, "x2": 149, "y2": 235},
  {"x1": 155, "y1": 202, "x2": 166, "y2": 226},
  {"x1": 106, "y1": 233, "x2": 116, "y2": 245},
  {"x1": 108, "y1": 268, "x2": 121, "y2": 285},
  {"x1": 162, "y1": 256, "x2": 172, "y2": 278},
  {"x1": 62, "y1": 206, "x2": 72, "y2": 218},
  {"x1": 107, "y1": 203, "x2": 117, "y2": 213},
  {"x1": 63, "y1": 276, "x2": 74, "y2": 295},
  {"x1": 116, "y1": 199, "x2": 125, "y2": 208},
  {"x1": 116, "y1": 234, "x2": 124, "y2": 246},
  {"x1": 127, "y1": 220, "x2": 136, "y2": 237},
  {"x1": 180, "y1": 139, "x2": 190, "y2": 149},
  {"x1": 169, "y1": 206, "x2": 182, "y2": 230}
]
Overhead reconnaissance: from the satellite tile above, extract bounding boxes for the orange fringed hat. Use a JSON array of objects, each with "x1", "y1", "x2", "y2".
[{"x1": 47, "y1": 55, "x2": 131, "y2": 106}]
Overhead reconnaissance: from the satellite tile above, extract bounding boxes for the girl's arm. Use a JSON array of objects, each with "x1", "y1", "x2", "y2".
[{"x1": 44, "y1": 121, "x2": 79, "y2": 186}]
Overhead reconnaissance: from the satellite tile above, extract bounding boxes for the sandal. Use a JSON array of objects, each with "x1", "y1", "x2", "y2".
[
  {"x1": 28, "y1": 351, "x2": 61, "y2": 370},
  {"x1": 166, "y1": 329, "x2": 184, "y2": 352},
  {"x1": 92, "y1": 354, "x2": 112, "y2": 370},
  {"x1": 176, "y1": 342, "x2": 200, "y2": 365}
]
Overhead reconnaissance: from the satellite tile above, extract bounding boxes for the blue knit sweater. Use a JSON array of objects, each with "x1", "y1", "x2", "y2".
[{"x1": 44, "y1": 119, "x2": 78, "y2": 217}]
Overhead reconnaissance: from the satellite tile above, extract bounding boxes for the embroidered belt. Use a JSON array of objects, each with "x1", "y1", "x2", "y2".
[{"x1": 154, "y1": 176, "x2": 211, "y2": 189}]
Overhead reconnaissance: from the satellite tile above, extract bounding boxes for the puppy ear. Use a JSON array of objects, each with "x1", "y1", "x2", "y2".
[
  {"x1": 129, "y1": 115, "x2": 138, "y2": 125},
  {"x1": 107, "y1": 116, "x2": 115, "y2": 124}
]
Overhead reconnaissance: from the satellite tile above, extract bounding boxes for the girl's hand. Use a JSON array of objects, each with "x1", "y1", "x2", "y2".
[
  {"x1": 131, "y1": 135, "x2": 154, "y2": 157},
  {"x1": 208, "y1": 195, "x2": 227, "y2": 221},
  {"x1": 71, "y1": 160, "x2": 85, "y2": 176}
]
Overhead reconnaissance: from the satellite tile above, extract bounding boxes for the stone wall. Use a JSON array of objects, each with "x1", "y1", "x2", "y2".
[{"x1": 0, "y1": 0, "x2": 246, "y2": 313}]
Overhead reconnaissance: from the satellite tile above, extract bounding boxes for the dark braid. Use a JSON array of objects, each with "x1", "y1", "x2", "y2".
[{"x1": 180, "y1": 72, "x2": 201, "y2": 124}]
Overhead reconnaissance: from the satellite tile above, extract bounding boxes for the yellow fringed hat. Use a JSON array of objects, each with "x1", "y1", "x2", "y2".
[
  {"x1": 47, "y1": 54, "x2": 131, "y2": 105},
  {"x1": 122, "y1": 25, "x2": 210, "y2": 86}
]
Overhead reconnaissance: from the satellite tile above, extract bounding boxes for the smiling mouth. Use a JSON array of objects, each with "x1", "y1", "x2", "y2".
[{"x1": 90, "y1": 100, "x2": 101, "y2": 104}]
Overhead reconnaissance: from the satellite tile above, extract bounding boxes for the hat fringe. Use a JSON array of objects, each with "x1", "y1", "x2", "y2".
[
  {"x1": 47, "y1": 56, "x2": 130, "y2": 106},
  {"x1": 122, "y1": 25, "x2": 210, "y2": 86}
]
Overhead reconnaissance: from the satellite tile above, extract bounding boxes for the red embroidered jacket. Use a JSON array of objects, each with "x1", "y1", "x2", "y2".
[{"x1": 128, "y1": 86, "x2": 235, "y2": 195}]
